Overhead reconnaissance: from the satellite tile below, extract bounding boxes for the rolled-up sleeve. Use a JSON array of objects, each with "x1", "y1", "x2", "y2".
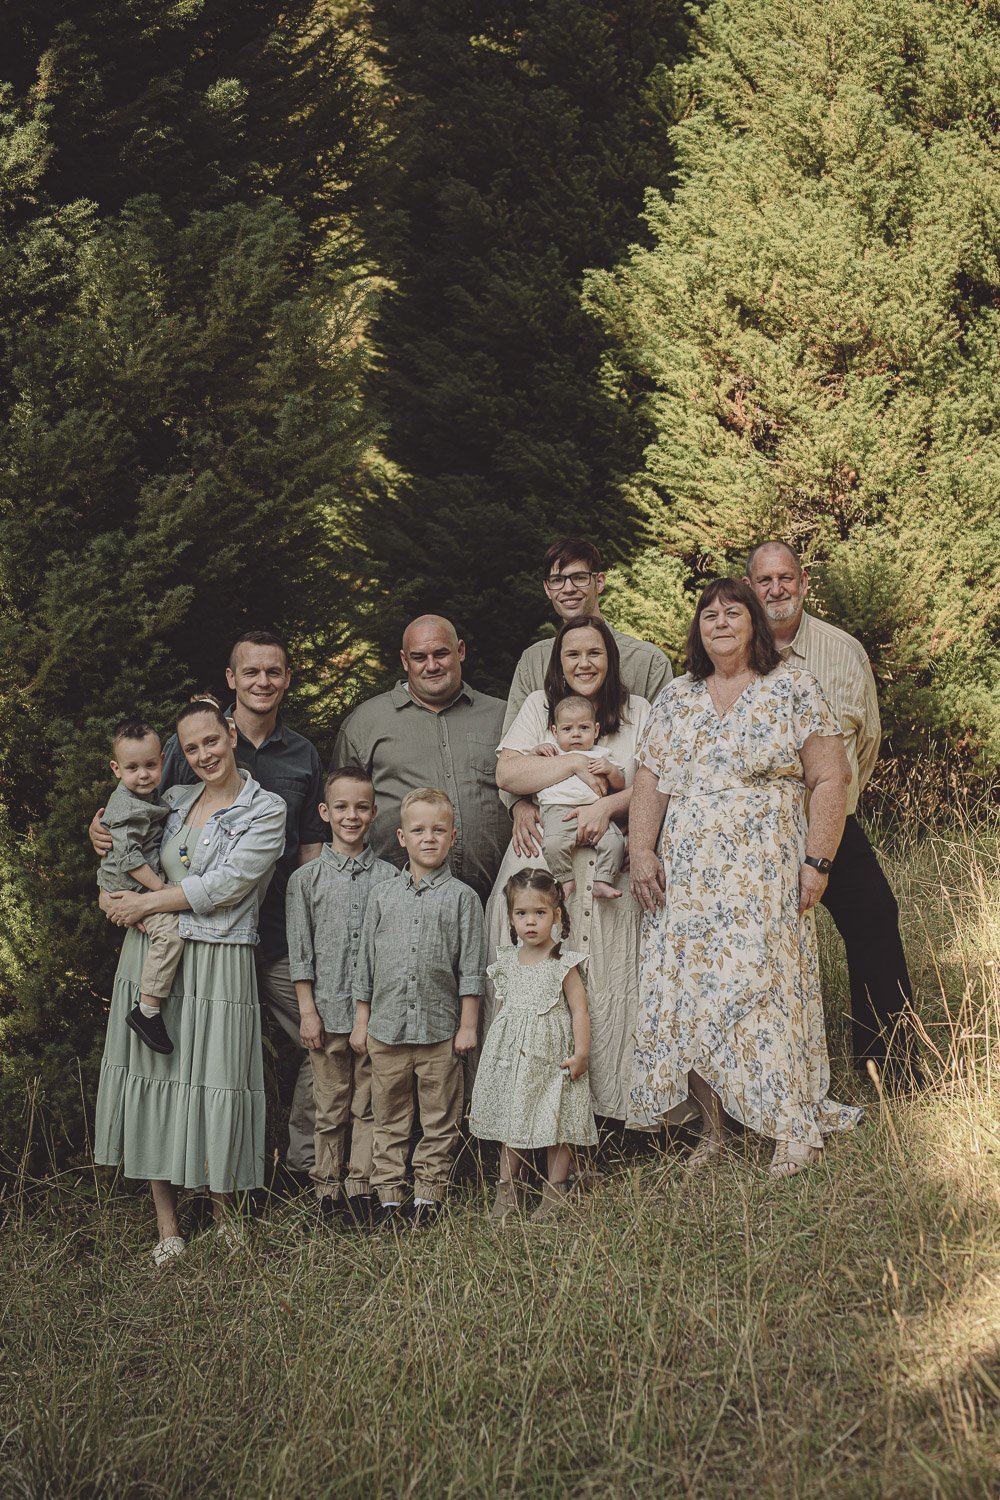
[
  {"x1": 457, "y1": 887, "x2": 485, "y2": 997},
  {"x1": 109, "y1": 810, "x2": 153, "y2": 873},
  {"x1": 181, "y1": 800, "x2": 286, "y2": 916}
]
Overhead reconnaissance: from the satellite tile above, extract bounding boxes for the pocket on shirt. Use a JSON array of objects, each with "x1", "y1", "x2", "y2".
[{"x1": 466, "y1": 737, "x2": 499, "y2": 784}]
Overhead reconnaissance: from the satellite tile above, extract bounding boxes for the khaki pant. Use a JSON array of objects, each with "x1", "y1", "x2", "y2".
[
  {"x1": 308, "y1": 1034, "x2": 373, "y2": 1200},
  {"x1": 540, "y1": 805, "x2": 626, "y2": 885},
  {"x1": 367, "y1": 1036, "x2": 463, "y2": 1204},
  {"x1": 256, "y1": 954, "x2": 315, "y2": 1173},
  {"x1": 139, "y1": 911, "x2": 185, "y2": 1000}
]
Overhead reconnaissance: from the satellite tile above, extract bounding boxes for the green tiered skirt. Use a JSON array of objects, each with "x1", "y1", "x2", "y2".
[{"x1": 94, "y1": 927, "x2": 265, "y2": 1192}]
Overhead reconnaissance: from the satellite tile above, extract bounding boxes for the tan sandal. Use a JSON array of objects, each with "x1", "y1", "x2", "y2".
[
  {"x1": 489, "y1": 1180, "x2": 527, "y2": 1221},
  {"x1": 686, "y1": 1135, "x2": 723, "y2": 1171},
  {"x1": 769, "y1": 1140, "x2": 820, "y2": 1178}
]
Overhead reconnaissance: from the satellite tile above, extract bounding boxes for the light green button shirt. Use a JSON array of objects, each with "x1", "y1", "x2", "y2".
[{"x1": 779, "y1": 611, "x2": 881, "y2": 814}]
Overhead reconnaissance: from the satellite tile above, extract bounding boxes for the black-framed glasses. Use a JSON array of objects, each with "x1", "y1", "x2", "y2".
[{"x1": 544, "y1": 571, "x2": 594, "y2": 591}]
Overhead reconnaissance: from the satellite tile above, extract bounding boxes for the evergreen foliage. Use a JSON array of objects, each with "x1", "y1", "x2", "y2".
[
  {"x1": 585, "y1": 0, "x2": 1000, "y2": 758},
  {"x1": 0, "y1": 1, "x2": 376, "y2": 1154},
  {"x1": 358, "y1": 0, "x2": 688, "y2": 693}
]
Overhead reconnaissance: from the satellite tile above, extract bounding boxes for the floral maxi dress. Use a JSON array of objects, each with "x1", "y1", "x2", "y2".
[
  {"x1": 470, "y1": 947, "x2": 598, "y2": 1150},
  {"x1": 630, "y1": 668, "x2": 863, "y2": 1149}
]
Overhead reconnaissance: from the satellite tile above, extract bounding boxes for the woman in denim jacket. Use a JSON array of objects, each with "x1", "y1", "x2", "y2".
[{"x1": 94, "y1": 697, "x2": 286, "y2": 1266}]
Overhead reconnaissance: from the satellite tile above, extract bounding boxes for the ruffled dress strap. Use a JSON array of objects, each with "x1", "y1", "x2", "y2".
[
  {"x1": 555, "y1": 948, "x2": 588, "y2": 983},
  {"x1": 485, "y1": 945, "x2": 518, "y2": 996}
]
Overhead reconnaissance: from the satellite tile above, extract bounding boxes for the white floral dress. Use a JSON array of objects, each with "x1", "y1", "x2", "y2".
[
  {"x1": 630, "y1": 668, "x2": 863, "y2": 1148},
  {"x1": 470, "y1": 947, "x2": 598, "y2": 1150}
]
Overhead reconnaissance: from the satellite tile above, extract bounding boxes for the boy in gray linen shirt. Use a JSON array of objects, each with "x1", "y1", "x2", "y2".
[
  {"x1": 97, "y1": 720, "x2": 182, "y2": 1056},
  {"x1": 286, "y1": 766, "x2": 397, "y2": 1224},
  {"x1": 350, "y1": 787, "x2": 484, "y2": 1230}
]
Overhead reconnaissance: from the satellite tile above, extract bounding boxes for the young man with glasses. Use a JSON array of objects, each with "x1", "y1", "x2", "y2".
[{"x1": 504, "y1": 538, "x2": 672, "y2": 857}]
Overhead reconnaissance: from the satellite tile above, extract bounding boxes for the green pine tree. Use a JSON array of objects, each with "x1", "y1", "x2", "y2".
[
  {"x1": 586, "y1": 0, "x2": 1000, "y2": 759},
  {"x1": 357, "y1": 0, "x2": 689, "y2": 693},
  {"x1": 0, "y1": 1, "x2": 377, "y2": 1155}
]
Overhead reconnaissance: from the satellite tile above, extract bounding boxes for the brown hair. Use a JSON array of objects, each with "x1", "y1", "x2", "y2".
[
  {"x1": 550, "y1": 693, "x2": 598, "y2": 728},
  {"x1": 684, "y1": 579, "x2": 780, "y2": 681},
  {"x1": 111, "y1": 719, "x2": 160, "y2": 752},
  {"x1": 228, "y1": 629, "x2": 289, "y2": 672},
  {"x1": 176, "y1": 694, "x2": 231, "y2": 734},
  {"x1": 324, "y1": 764, "x2": 375, "y2": 798},
  {"x1": 541, "y1": 537, "x2": 603, "y2": 579},
  {"x1": 504, "y1": 868, "x2": 569, "y2": 955},
  {"x1": 542, "y1": 615, "x2": 629, "y2": 737}
]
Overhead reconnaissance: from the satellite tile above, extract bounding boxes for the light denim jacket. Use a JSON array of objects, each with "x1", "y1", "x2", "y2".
[{"x1": 162, "y1": 772, "x2": 286, "y2": 945}]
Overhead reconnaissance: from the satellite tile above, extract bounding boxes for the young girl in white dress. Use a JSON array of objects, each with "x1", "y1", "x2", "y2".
[{"x1": 470, "y1": 869, "x2": 598, "y2": 1221}]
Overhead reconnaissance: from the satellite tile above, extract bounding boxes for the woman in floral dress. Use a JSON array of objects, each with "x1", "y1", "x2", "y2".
[{"x1": 629, "y1": 579, "x2": 862, "y2": 1176}]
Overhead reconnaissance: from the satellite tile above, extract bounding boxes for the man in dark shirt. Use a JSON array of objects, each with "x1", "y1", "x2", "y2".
[{"x1": 93, "y1": 630, "x2": 326, "y2": 1174}]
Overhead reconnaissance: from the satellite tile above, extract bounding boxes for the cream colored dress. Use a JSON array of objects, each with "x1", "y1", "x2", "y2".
[
  {"x1": 630, "y1": 668, "x2": 863, "y2": 1148},
  {"x1": 484, "y1": 692, "x2": 651, "y2": 1121}
]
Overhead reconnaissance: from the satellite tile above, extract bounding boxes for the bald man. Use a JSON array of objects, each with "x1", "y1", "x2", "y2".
[{"x1": 330, "y1": 617, "x2": 508, "y2": 902}]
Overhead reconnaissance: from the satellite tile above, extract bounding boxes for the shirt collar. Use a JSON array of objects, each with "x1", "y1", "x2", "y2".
[
  {"x1": 322, "y1": 842, "x2": 376, "y2": 874},
  {"x1": 402, "y1": 862, "x2": 452, "y2": 891},
  {"x1": 227, "y1": 703, "x2": 289, "y2": 748},
  {"x1": 389, "y1": 681, "x2": 475, "y2": 712},
  {"x1": 779, "y1": 610, "x2": 812, "y2": 662}
]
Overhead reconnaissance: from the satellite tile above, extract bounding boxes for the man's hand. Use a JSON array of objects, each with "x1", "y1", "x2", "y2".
[
  {"x1": 511, "y1": 798, "x2": 544, "y2": 859},
  {"x1": 629, "y1": 849, "x2": 666, "y2": 913},
  {"x1": 453, "y1": 1023, "x2": 478, "y2": 1057},
  {"x1": 798, "y1": 864, "x2": 828, "y2": 915},
  {"x1": 299, "y1": 1010, "x2": 325, "y2": 1050},
  {"x1": 89, "y1": 808, "x2": 113, "y2": 857}
]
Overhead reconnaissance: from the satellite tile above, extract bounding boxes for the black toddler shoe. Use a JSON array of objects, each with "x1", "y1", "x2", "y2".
[
  {"x1": 339, "y1": 1193, "x2": 377, "y2": 1231},
  {"x1": 410, "y1": 1201, "x2": 443, "y2": 1231},
  {"x1": 125, "y1": 1005, "x2": 174, "y2": 1055}
]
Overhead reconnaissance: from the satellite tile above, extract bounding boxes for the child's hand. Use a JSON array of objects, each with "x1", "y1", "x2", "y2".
[
  {"x1": 453, "y1": 1024, "x2": 478, "y2": 1057},
  {"x1": 299, "y1": 1011, "x2": 325, "y2": 1050},
  {"x1": 349, "y1": 1022, "x2": 368, "y2": 1057},
  {"x1": 561, "y1": 1051, "x2": 589, "y2": 1081},
  {"x1": 530, "y1": 741, "x2": 560, "y2": 757}
]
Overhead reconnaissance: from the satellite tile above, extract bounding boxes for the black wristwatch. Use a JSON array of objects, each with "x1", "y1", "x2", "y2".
[{"x1": 803, "y1": 855, "x2": 832, "y2": 874}]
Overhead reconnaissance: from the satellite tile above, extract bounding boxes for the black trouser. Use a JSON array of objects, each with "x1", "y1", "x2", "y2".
[{"x1": 820, "y1": 815, "x2": 914, "y2": 1068}]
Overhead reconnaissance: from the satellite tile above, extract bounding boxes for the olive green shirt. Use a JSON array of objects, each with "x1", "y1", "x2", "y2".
[{"x1": 330, "y1": 682, "x2": 508, "y2": 903}]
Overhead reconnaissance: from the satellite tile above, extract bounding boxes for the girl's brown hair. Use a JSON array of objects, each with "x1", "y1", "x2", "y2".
[{"x1": 504, "y1": 868, "x2": 569, "y2": 955}]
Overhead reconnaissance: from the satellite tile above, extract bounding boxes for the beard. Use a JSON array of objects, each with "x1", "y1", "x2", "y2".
[{"x1": 764, "y1": 598, "x2": 799, "y2": 621}]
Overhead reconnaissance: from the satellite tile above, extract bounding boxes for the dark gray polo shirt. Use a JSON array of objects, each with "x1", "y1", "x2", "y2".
[
  {"x1": 330, "y1": 681, "x2": 508, "y2": 904},
  {"x1": 161, "y1": 708, "x2": 326, "y2": 960}
]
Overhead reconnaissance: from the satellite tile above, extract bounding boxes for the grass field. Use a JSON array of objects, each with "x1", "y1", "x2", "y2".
[{"x1": 2, "y1": 813, "x2": 999, "y2": 1499}]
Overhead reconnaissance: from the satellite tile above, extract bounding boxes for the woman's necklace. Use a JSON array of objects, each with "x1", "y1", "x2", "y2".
[{"x1": 708, "y1": 669, "x2": 754, "y2": 718}]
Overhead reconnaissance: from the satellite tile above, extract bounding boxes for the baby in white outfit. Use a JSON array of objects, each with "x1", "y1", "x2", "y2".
[{"x1": 533, "y1": 695, "x2": 626, "y2": 901}]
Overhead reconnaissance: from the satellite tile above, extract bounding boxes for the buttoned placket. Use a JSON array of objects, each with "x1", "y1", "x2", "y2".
[
  {"x1": 576, "y1": 851, "x2": 597, "y2": 952},
  {"x1": 405, "y1": 883, "x2": 425, "y2": 1041}
]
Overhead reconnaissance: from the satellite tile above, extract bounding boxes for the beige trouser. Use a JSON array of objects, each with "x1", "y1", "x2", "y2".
[
  {"x1": 540, "y1": 805, "x2": 626, "y2": 885},
  {"x1": 308, "y1": 1034, "x2": 374, "y2": 1200},
  {"x1": 256, "y1": 955, "x2": 315, "y2": 1173},
  {"x1": 138, "y1": 911, "x2": 185, "y2": 1000},
  {"x1": 367, "y1": 1036, "x2": 463, "y2": 1204}
]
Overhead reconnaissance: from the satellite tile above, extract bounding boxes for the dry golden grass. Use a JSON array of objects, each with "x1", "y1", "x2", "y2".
[{"x1": 2, "y1": 813, "x2": 998, "y2": 1498}]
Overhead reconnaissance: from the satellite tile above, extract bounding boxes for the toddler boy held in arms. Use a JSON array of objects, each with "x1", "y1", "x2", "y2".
[
  {"x1": 533, "y1": 694, "x2": 626, "y2": 901},
  {"x1": 286, "y1": 766, "x2": 397, "y2": 1225},
  {"x1": 350, "y1": 788, "x2": 485, "y2": 1229},
  {"x1": 97, "y1": 720, "x2": 182, "y2": 1055}
]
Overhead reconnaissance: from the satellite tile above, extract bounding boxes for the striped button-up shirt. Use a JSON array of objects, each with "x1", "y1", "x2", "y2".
[
  {"x1": 354, "y1": 864, "x2": 485, "y2": 1047},
  {"x1": 286, "y1": 843, "x2": 398, "y2": 1034},
  {"x1": 779, "y1": 611, "x2": 880, "y2": 813}
]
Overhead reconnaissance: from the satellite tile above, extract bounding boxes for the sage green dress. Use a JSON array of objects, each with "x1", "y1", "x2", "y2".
[{"x1": 93, "y1": 827, "x2": 266, "y2": 1192}]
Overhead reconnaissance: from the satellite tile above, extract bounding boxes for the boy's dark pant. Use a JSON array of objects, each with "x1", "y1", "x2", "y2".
[{"x1": 367, "y1": 1037, "x2": 463, "y2": 1204}]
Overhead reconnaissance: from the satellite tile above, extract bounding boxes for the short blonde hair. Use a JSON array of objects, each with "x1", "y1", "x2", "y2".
[{"x1": 399, "y1": 787, "x2": 454, "y2": 823}]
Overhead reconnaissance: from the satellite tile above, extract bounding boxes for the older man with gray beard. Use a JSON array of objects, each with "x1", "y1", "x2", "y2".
[{"x1": 745, "y1": 541, "x2": 923, "y2": 1091}]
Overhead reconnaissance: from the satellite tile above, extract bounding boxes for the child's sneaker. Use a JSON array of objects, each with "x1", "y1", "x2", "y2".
[
  {"x1": 410, "y1": 1201, "x2": 443, "y2": 1231},
  {"x1": 339, "y1": 1193, "x2": 376, "y2": 1231},
  {"x1": 126, "y1": 1005, "x2": 173, "y2": 1055}
]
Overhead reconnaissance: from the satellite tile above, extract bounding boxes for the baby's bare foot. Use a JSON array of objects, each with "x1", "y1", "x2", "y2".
[
  {"x1": 593, "y1": 881, "x2": 622, "y2": 900},
  {"x1": 561, "y1": 879, "x2": 576, "y2": 901}
]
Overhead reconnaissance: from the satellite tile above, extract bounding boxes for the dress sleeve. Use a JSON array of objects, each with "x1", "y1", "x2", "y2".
[
  {"x1": 636, "y1": 688, "x2": 676, "y2": 785},
  {"x1": 791, "y1": 671, "x2": 843, "y2": 749},
  {"x1": 556, "y1": 949, "x2": 589, "y2": 988},
  {"x1": 485, "y1": 946, "x2": 515, "y2": 996},
  {"x1": 497, "y1": 692, "x2": 549, "y2": 755}
]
